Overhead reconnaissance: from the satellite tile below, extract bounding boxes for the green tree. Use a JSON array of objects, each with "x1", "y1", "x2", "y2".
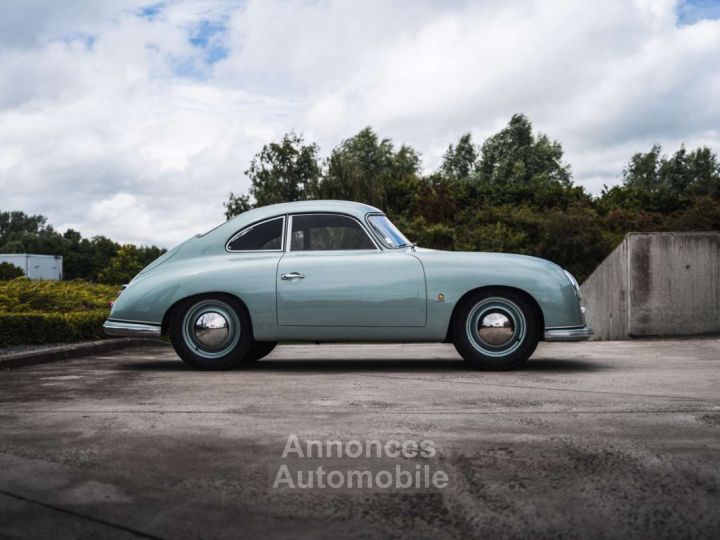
[
  {"x1": 0, "y1": 211, "x2": 49, "y2": 238},
  {"x1": 535, "y1": 205, "x2": 614, "y2": 280},
  {"x1": 478, "y1": 114, "x2": 571, "y2": 188},
  {"x1": 598, "y1": 145, "x2": 720, "y2": 215},
  {"x1": 1, "y1": 210, "x2": 165, "y2": 281},
  {"x1": 440, "y1": 133, "x2": 478, "y2": 180},
  {"x1": 223, "y1": 192, "x2": 252, "y2": 220},
  {"x1": 98, "y1": 245, "x2": 148, "y2": 285},
  {"x1": 668, "y1": 196, "x2": 720, "y2": 231},
  {"x1": 623, "y1": 145, "x2": 663, "y2": 191},
  {"x1": 473, "y1": 114, "x2": 588, "y2": 210},
  {"x1": 685, "y1": 147, "x2": 720, "y2": 198},
  {"x1": 245, "y1": 132, "x2": 321, "y2": 208},
  {"x1": 219, "y1": 116, "x2": 719, "y2": 283},
  {"x1": 412, "y1": 173, "x2": 462, "y2": 225},
  {"x1": 0, "y1": 210, "x2": 64, "y2": 256},
  {"x1": 74, "y1": 236, "x2": 120, "y2": 282},
  {"x1": 317, "y1": 127, "x2": 421, "y2": 215}
]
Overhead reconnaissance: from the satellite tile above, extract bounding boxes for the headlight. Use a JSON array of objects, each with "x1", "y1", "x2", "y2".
[{"x1": 563, "y1": 270, "x2": 582, "y2": 299}]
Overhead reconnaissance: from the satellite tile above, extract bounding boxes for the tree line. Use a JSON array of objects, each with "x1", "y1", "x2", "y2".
[
  {"x1": 0, "y1": 211, "x2": 164, "y2": 284},
  {"x1": 225, "y1": 114, "x2": 720, "y2": 281},
  {"x1": 2, "y1": 114, "x2": 717, "y2": 284}
]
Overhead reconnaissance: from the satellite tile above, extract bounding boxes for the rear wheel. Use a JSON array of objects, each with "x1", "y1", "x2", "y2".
[
  {"x1": 452, "y1": 289, "x2": 540, "y2": 370},
  {"x1": 169, "y1": 295, "x2": 253, "y2": 370}
]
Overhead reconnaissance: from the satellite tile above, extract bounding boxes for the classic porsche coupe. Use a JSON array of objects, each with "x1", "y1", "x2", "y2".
[{"x1": 104, "y1": 200, "x2": 591, "y2": 370}]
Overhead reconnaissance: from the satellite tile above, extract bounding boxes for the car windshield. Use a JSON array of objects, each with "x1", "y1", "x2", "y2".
[{"x1": 367, "y1": 215, "x2": 412, "y2": 248}]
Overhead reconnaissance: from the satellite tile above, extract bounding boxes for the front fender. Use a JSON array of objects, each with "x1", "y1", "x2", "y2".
[{"x1": 414, "y1": 250, "x2": 584, "y2": 329}]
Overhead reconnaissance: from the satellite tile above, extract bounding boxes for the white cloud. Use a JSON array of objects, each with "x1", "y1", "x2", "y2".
[{"x1": 1, "y1": 0, "x2": 719, "y2": 247}]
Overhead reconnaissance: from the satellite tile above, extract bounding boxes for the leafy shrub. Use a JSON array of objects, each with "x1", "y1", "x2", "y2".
[
  {"x1": 0, "y1": 310, "x2": 108, "y2": 346},
  {"x1": 98, "y1": 245, "x2": 152, "y2": 284},
  {"x1": 0, "y1": 278, "x2": 116, "y2": 313},
  {"x1": 0, "y1": 262, "x2": 24, "y2": 281},
  {"x1": 0, "y1": 279, "x2": 114, "y2": 345}
]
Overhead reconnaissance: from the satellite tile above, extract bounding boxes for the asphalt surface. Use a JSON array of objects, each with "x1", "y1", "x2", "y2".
[{"x1": 1, "y1": 339, "x2": 719, "y2": 539}]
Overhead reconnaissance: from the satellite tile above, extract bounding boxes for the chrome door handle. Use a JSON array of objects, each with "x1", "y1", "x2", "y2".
[{"x1": 281, "y1": 272, "x2": 305, "y2": 280}]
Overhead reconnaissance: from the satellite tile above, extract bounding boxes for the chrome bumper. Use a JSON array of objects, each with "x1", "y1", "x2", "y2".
[
  {"x1": 103, "y1": 320, "x2": 161, "y2": 338},
  {"x1": 544, "y1": 326, "x2": 593, "y2": 342}
]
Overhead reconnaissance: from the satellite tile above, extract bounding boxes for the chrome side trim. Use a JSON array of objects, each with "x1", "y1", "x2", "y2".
[
  {"x1": 544, "y1": 326, "x2": 593, "y2": 342},
  {"x1": 103, "y1": 320, "x2": 162, "y2": 338}
]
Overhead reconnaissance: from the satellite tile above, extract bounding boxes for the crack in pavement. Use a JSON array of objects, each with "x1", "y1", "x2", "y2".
[
  {"x1": 358, "y1": 373, "x2": 716, "y2": 402},
  {"x1": 0, "y1": 490, "x2": 164, "y2": 540}
]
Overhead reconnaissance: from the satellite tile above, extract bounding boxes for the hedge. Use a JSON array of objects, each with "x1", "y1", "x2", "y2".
[
  {"x1": 0, "y1": 278, "x2": 116, "y2": 313},
  {"x1": 0, "y1": 310, "x2": 109, "y2": 346}
]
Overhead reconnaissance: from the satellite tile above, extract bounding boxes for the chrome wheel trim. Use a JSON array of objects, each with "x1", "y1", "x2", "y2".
[
  {"x1": 182, "y1": 300, "x2": 240, "y2": 359},
  {"x1": 466, "y1": 297, "x2": 526, "y2": 357},
  {"x1": 478, "y1": 312, "x2": 514, "y2": 346},
  {"x1": 193, "y1": 311, "x2": 229, "y2": 347}
]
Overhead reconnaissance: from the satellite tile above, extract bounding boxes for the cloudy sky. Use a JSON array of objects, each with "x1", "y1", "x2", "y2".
[{"x1": 1, "y1": 0, "x2": 719, "y2": 247}]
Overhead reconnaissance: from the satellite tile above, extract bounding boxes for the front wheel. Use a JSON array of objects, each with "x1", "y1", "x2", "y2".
[
  {"x1": 169, "y1": 295, "x2": 253, "y2": 370},
  {"x1": 452, "y1": 290, "x2": 540, "y2": 370}
]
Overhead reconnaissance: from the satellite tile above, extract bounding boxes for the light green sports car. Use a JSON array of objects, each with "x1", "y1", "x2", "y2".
[{"x1": 104, "y1": 200, "x2": 591, "y2": 370}]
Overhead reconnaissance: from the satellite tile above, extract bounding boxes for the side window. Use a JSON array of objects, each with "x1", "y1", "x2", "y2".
[
  {"x1": 290, "y1": 214, "x2": 376, "y2": 251},
  {"x1": 227, "y1": 217, "x2": 284, "y2": 251}
]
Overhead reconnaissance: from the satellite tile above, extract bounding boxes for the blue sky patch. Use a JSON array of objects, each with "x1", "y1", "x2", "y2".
[
  {"x1": 57, "y1": 32, "x2": 96, "y2": 50},
  {"x1": 169, "y1": 56, "x2": 204, "y2": 79},
  {"x1": 138, "y1": 3, "x2": 164, "y2": 21},
  {"x1": 677, "y1": 0, "x2": 720, "y2": 25},
  {"x1": 189, "y1": 19, "x2": 229, "y2": 65}
]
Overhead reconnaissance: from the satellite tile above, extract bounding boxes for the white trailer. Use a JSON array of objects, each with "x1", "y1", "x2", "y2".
[{"x1": 0, "y1": 254, "x2": 63, "y2": 280}]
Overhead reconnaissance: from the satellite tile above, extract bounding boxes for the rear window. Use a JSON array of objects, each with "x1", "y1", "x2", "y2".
[{"x1": 227, "y1": 217, "x2": 284, "y2": 251}]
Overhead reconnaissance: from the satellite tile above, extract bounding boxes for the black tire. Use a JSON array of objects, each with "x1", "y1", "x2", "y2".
[
  {"x1": 248, "y1": 341, "x2": 278, "y2": 361},
  {"x1": 169, "y1": 294, "x2": 253, "y2": 370},
  {"x1": 452, "y1": 289, "x2": 540, "y2": 370}
]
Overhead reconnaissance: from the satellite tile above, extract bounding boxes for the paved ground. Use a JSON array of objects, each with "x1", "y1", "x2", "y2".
[{"x1": 1, "y1": 339, "x2": 719, "y2": 539}]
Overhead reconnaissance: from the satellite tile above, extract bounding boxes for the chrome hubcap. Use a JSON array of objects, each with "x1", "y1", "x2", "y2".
[
  {"x1": 193, "y1": 311, "x2": 230, "y2": 347},
  {"x1": 466, "y1": 297, "x2": 527, "y2": 357},
  {"x1": 181, "y1": 299, "x2": 241, "y2": 359},
  {"x1": 478, "y1": 312, "x2": 514, "y2": 346}
]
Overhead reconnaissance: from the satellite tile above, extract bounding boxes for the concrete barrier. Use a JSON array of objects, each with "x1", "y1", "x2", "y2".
[{"x1": 581, "y1": 232, "x2": 720, "y2": 340}]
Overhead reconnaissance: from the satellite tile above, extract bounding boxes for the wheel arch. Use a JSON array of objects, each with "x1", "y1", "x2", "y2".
[
  {"x1": 443, "y1": 285, "x2": 545, "y2": 343},
  {"x1": 161, "y1": 291, "x2": 254, "y2": 338}
]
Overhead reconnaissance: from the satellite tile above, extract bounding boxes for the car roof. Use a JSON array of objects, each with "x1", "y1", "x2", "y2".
[
  {"x1": 226, "y1": 200, "x2": 382, "y2": 224},
  {"x1": 192, "y1": 200, "x2": 384, "y2": 248}
]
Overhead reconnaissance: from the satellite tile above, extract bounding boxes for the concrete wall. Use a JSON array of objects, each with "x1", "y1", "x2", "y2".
[
  {"x1": 581, "y1": 232, "x2": 720, "y2": 340},
  {"x1": 581, "y1": 238, "x2": 629, "y2": 341}
]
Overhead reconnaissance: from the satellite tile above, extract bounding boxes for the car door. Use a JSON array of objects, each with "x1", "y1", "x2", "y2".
[{"x1": 276, "y1": 213, "x2": 426, "y2": 327}]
